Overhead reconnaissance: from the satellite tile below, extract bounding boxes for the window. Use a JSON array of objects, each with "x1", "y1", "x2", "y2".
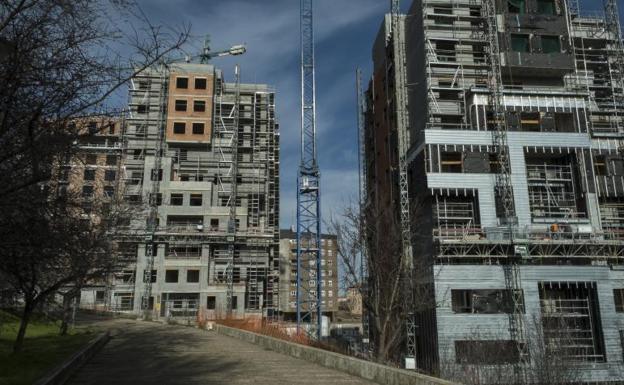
[
  {"x1": 104, "y1": 186, "x2": 115, "y2": 197},
  {"x1": 508, "y1": 0, "x2": 525, "y2": 14},
  {"x1": 137, "y1": 105, "x2": 147, "y2": 114},
  {"x1": 542, "y1": 36, "x2": 561, "y2": 54},
  {"x1": 82, "y1": 185, "x2": 94, "y2": 197},
  {"x1": 86, "y1": 154, "x2": 98, "y2": 165},
  {"x1": 437, "y1": 41, "x2": 456, "y2": 62},
  {"x1": 615, "y1": 289, "x2": 624, "y2": 312},
  {"x1": 173, "y1": 122, "x2": 185, "y2": 134},
  {"x1": 150, "y1": 169, "x2": 163, "y2": 181},
  {"x1": 165, "y1": 270, "x2": 179, "y2": 283},
  {"x1": 210, "y1": 218, "x2": 219, "y2": 230},
  {"x1": 106, "y1": 155, "x2": 117, "y2": 166},
  {"x1": 511, "y1": 34, "x2": 530, "y2": 53},
  {"x1": 150, "y1": 193, "x2": 162, "y2": 206},
  {"x1": 195, "y1": 78, "x2": 207, "y2": 89},
  {"x1": 83, "y1": 169, "x2": 96, "y2": 181},
  {"x1": 176, "y1": 77, "x2": 188, "y2": 89},
  {"x1": 95, "y1": 290, "x2": 105, "y2": 304},
  {"x1": 193, "y1": 100, "x2": 206, "y2": 112},
  {"x1": 207, "y1": 296, "x2": 216, "y2": 309},
  {"x1": 170, "y1": 193, "x2": 183, "y2": 206},
  {"x1": 594, "y1": 156, "x2": 608, "y2": 176},
  {"x1": 104, "y1": 170, "x2": 116, "y2": 182},
  {"x1": 113, "y1": 293, "x2": 134, "y2": 311},
  {"x1": 520, "y1": 112, "x2": 540, "y2": 131},
  {"x1": 537, "y1": 0, "x2": 556, "y2": 15},
  {"x1": 187, "y1": 270, "x2": 200, "y2": 283},
  {"x1": 232, "y1": 296, "x2": 238, "y2": 309},
  {"x1": 441, "y1": 152, "x2": 463, "y2": 173},
  {"x1": 143, "y1": 269, "x2": 157, "y2": 283},
  {"x1": 451, "y1": 289, "x2": 524, "y2": 314},
  {"x1": 192, "y1": 123, "x2": 205, "y2": 135},
  {"x1": 175, "y1": 100, "x2": 187, "y2": 112},
  {"x1": 88, "y1": 121, "x2": 98, "y2": 134},
  {"x1": 455, "y1": 340, "x2": 522, "y2": 365},
  {"x1": 190, "y1": 194, "x2": 202, "y2": 206}
]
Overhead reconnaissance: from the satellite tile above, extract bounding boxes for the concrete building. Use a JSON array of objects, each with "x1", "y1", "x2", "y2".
[
  {"x1": 365, "y1": 0, "x2": 624, "y2": 382},
  {"x1": 279, "y1": 229, "x2": 338, "y2": 320},
  {"x1": 81, "y1": 62, "x2": 280, "y2": 320}
]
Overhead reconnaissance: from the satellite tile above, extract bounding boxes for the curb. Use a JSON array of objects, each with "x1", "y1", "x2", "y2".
[
  {"x1": 34, "y1": 331, "x2": 111, "y2": 385},
  {"x1": 214, "y1": 324, "x2": 457, "y2": 385}
]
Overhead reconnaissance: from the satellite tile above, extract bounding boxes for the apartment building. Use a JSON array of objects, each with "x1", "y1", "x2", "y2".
[
  {"x1": 279, "y1": 229, "x2": 338, "y2": 320},
  {"x1": 81, "y1": 62, "x2": 280, "y2": 320},
  {"x1": 365, "y1": 0, "x2": 624, "y2": 382}
]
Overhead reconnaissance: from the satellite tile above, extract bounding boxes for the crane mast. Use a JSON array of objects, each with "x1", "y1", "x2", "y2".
[
  {"x1": 296, "y1": 0, "x2": 322, "y2": 339},
  {"x1": 389, "y1": 0, "x2": 417, "y2": 369}
]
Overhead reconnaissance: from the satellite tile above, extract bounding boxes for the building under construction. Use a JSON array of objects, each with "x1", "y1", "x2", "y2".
[
  {"x1": 365, "y1": 0, "x2": 624, "y2": 382},
  {"x1": 81, "y1": 62, "x2": 280, "y2": 321}
]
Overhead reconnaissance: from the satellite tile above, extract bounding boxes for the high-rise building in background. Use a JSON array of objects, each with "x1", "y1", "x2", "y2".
[
  {"x1": 279, "y1": 229, "x2": 338, "y2": 321},
  {"x1": 365, "y1": 0, "x2": 624, "y2": 382},
  {"x1": 80, "y1": 62, "x2": 280, "y2": 320}
]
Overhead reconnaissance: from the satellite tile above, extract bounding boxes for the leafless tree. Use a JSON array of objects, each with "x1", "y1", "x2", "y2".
[
  {"x1": 329, "y1": 196, "x2": 436, "y2": 365},
  {"x1": 0, "y1": 0, "x2": 189, "y2": 352},
  {"x1": 440, "y1": 314, "x2": 582, "y2": 385}
]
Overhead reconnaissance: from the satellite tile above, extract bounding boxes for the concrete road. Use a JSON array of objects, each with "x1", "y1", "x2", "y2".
[{"x1": 67, "y1": 318, "x2": 376, "y2": 385}]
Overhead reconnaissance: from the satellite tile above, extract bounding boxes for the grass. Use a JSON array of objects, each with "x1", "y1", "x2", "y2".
[{"x1": 0, "y1": 310, "x2": 98, "y2": 385}]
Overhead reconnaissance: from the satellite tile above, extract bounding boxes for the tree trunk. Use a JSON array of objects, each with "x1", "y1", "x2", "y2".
[
  {"x1": 59, "y1": 293, "x2": 72, "y2": 336},
  {"x1": 13, "y1": 302, "x2": 33, "y2": 353}
]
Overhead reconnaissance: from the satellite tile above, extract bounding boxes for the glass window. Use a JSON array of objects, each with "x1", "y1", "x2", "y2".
[
  {"x1": 511, "y1": 34, "x2": 530, "y2": 53},
  {"x1": 207, "y1": 296, "x2": 216, "y2": 309},
  {"x1": 190, "y1": 194, "x2": 202, "y2": 206},
  {"x1": 537, "y1": 0, "x2": 556, "y2": 15},
  {"x1": 170, "y1": 194, "x2": 183, "y2": 206},
  {"x1": 175, "y1": 100, "x2": 187, "y2": 112},
  {"x1": 83, "y1": 169, "x2": 96, "y2": 181},
  {"x1": 173, "y1": 122, "x2": 185, "y2": 134},
  {"x1": 542, "y1": 36, "x2": 561, "y2": 54},
  {"x1": 86, "y1": 154, "x2": 98, "y2": 165},
  {"x1": 176, "y1": 77, "x2": 188, "y2": 89},
  {"x1": 82, "y1": 185, "x2": 94, "y2": 197},
  {"x1": 103, "y1": 186, "x2": 115, "y2": 197},
  {"x1": 192, "y1": 123, "x2": 205, "y2": 135},
  {"x1": 165, "y1": 270, "x2": 179, "y2": 283},
  {"x1": 194, "y1": 100, "x2": 206, "y2": 112},
  {"x1": 106, "y1": 155, "x2": 117, "y2": 166},
  {"x1": 104, "y1": 170, "x2": 116, "y2": 181},
  {"x1": 187, "y1": 270, "x2": 200, "y2": 283},
  {"x1": 195, "y1": 78, "x2": 207, "y2": 89}
]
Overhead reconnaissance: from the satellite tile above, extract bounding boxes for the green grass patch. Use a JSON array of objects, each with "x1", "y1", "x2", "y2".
[{"x1": 0, "y1": 310, "x2": 98, "y2": 385}]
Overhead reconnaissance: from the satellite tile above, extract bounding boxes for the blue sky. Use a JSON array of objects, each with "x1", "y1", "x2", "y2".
[{"x1": 136, "y1": 0, "x2": 619, "y2": 230}]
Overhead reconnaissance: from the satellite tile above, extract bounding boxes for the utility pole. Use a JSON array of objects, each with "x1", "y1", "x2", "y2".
[{"x1": 296, "y1": 0, "x2": 322, "y2": 339}]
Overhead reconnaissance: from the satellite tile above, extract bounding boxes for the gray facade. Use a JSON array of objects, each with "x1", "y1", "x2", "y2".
[
  {"x1": 82, "y1": 63, "x2": 280, "y2": 320},
  {"x1": 366, "y1": 0, "x2": 624, "y2": 382}
]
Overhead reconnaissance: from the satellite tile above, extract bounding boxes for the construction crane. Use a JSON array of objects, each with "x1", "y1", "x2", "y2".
[
  {"x1": 389, "y1": 0, "x2": 417, "y2": 369},
  {"x1": 140, "y1": 39, "x2": 246, "y2": 320},
  {"x1": 296, "y1": 0, "x2": 322, "y2": 339},
  {"x1": 481, "y1": 0, "x2": 526, "y2": 379}
]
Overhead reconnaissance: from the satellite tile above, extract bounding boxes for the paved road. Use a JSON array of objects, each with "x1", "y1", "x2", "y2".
[{"x1": 67, "y1": 318, "x2": 375, "y2": 385}]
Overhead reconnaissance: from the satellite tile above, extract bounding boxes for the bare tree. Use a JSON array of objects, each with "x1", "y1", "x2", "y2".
[
  {"x1": 439, "y1": 315, "x2": 583, "y2": 385},
  {"x1": 0, "y1": 0, "x2": 189, "y2": 352},
  {"x1": 329, "y1": 196, "x2": 436, "y2": 365}
]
